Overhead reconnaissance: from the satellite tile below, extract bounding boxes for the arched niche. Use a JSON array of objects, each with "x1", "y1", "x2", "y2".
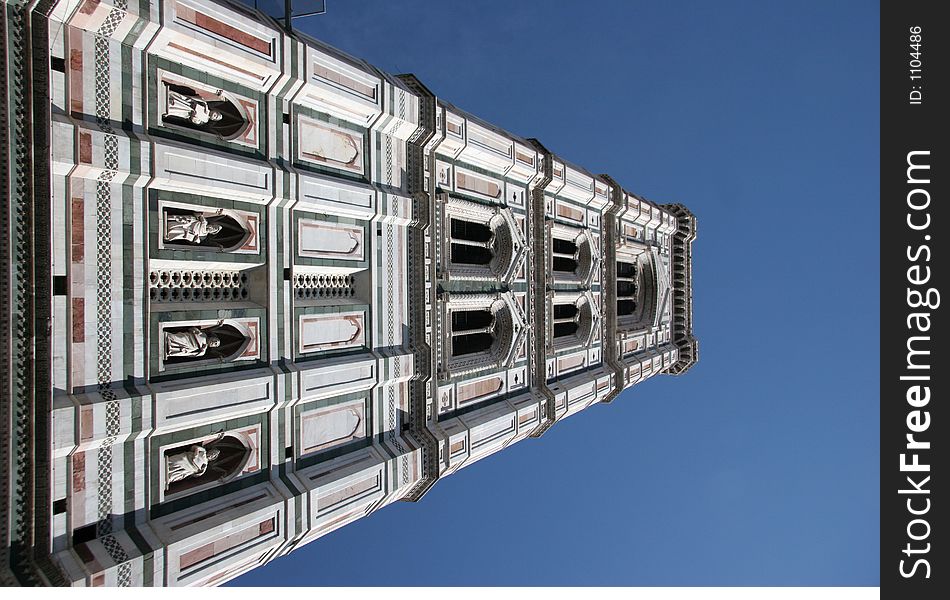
[
  {"x1": 162, "y1": 83, "x2": 253, "y2": 141},
  {"x1": 162, "y1": 431, "x2": 254, "y2": 498},
  {"x1": 162, "y1": 321, "x2": 253, "y2": 368},
  {"x1": 162, "y1": 207, "x2": 254, "y2": 253}
]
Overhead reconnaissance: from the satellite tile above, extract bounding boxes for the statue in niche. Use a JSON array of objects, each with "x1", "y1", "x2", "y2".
[
  {"x1": 162, "y1": 83, "x2": 249, "y2": 139},
  {"x1": 163, "y1": 207, "x2": 251, "y2": 251},
  {"x1": 164, "y1": 432, "x2": 253, "y2": 490},
  {"x1": 163, "y1": 322, "x2": 251, "y2": 365},
  {"x1": 164, "y1": 326, "x2": 221, "y2": 358},
  {"x1": 166, "y1": 443, "x2": 221, "y2": 484}
]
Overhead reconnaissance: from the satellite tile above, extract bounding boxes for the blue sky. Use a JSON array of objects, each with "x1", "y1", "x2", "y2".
[{"x1": 231, "y1": 0, "x2": 880, "y2": 586}]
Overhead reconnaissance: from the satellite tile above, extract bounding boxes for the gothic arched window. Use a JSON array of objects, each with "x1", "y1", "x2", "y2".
[
  {"x1": 451, "y1": 309, "x2": 495, "y2": 356},
  {"x1": 617, "y1": 261, "x2": 637, "y2": 278},
  {"x1": 450, "y1": 218, "x2": 494, "y2": 265},
  {"x1": 617, "y1": 299, "x2": 637, "y2": 316},
  {"x1": 549, "y1": 228, "x2": 595, "y2": 284},
  {"x1": 549, "y1": 294, "x2": 596, "y2": 353},
  {"x1": 440, "y1": 294, "x2": 523, "y2": 381},
  {"x1": 616, "y1": 261, "x2": 638, "y2": 316},
  {"x1": 440, "y1": 197, "x2": 522, "y2": 284},
  {"x1": 553, "y1": 303, "x2": 579, "y2": 338},
  {"x1": 451, "y1": 219, "x2": 492, "y2": 242},
  {"x1": 552, "y1": 238, "x2": 579, "y2": 273}
]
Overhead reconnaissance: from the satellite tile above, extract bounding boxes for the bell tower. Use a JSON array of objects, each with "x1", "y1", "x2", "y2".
[{"x1": 0, "y1": 0, "x2": 697, "y2": 586}]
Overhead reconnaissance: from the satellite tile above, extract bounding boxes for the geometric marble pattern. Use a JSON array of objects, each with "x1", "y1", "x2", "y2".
[{"x1": 92, "y1": 0, "x2": 131, "y2": 588}]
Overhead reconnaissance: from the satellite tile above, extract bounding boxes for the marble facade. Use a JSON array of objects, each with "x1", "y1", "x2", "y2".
[{"x1": 0, "y1": 0, "x2": 697, "y2": 586}]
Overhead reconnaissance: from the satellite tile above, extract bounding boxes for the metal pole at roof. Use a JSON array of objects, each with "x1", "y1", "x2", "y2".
[{"x1": 252, "y1": 0, "x2": 327, "y2": 33}]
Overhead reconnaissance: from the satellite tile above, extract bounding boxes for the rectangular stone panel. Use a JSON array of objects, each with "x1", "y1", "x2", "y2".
[
  {"x1": 311, "y1": 60, "x2": 377, "y2": 100},
  {"x1": 567, "y1": 381, "x2": 596, "y2": 406},
  {"x1": 297, "y1": 219, "x2": 364, "y2": 261},
  {"x1": 556, "y1": 202, "x2": 585, "y2": 223},
  {"x1": 470, "y1": 414, "x2": 517, "y2": 454},
  {"x1": 297, "y1": 118, "x2": 365, "y2": 176},
  {"x1": 557, "y1": 352, "x2": 586, "y2": 373},
  {"x1": 467, "y1": 125, "x2": 512, "y2": 158},
  {"x1": 457, "y1": 375, "x2": 505, "y2": 406},
  {"x1": 299, "y1": 176, "x2": 374, "y2": 215},
  {"x1": 299, "y1": 360, "x2": 375, "y2": 400},
  {"x1": 298, "y1": 312, "x2": 366, "y2": 354},
  {"x1": 174, "y1": 3, "x2": 272, "y2": 56},
  {"x1": 158, "y1": 378, "x2": 271, "y2": 426},
  {"x1": 156, "y1": 145, "x2": 271, "y2": 199},
  {"x1": 456, "y1": 169, "x2": 501, "y2": 199},
  {"x1": 317, "y1": 474, "x2": 381, "y2": 512},
  {"x1": 299, "y1": 399, "x2": 366, "y2": 457}
]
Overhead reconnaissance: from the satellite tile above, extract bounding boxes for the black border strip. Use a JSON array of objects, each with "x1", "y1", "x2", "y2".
[{"x1": 881, "y1": 1, "x2": 946, "y2": 596}]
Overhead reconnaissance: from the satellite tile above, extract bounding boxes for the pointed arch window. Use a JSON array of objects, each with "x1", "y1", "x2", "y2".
[
  {"x1": 553, "y1": 303, "x2": 579, "y2": 338},
  {"x1": 451, "y1": 309, "x2": 495, "y2": 356},
  {"x1": 548, "y1": 293, "x2": 597, "y2": 354},
  {"x1": 549, "y1": 225, "x2": 596, "y2": 284},
  {"x1": 450, "y1": 218, "x2": 494, "y2": 265},
  {"x1": 552, "y1": 238, "x2": 579, "y2": 273},
  {"x1": 440, "y1": 196, "x2": 521, "y2": 283},
  {"x1": 440, "y1": 294, "x2": 523, "y2": 381},
  {"x1": 616, "y1": 261, "x2": 638, "y2": 316}
]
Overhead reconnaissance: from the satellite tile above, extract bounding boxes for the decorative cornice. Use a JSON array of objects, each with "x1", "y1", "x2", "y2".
[
  {"x1": 1, "y1": 0, "x2": 67, "y2": 586},
  {"x1": 660, "y1": 203, "x2": 699, "y2": 374},
  {"x1": 597, "y1": 174, "x2": 626, "y2": 403},
  {"x1": 395, "y1": 73, "x2": 441, "y2": 502},
  {"x1": 525, "y1": 138, "x2": 557, "y2": 438}
]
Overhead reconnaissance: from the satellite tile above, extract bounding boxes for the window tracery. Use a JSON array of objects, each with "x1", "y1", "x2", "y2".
[
  {"x1": 616, "y1": 260, "x2": 638, "y2": 316},
  {"x1": 549, "y1": 224, "x2": 596, "y2": 285},
  {"x1": 439, "y1": 293, "x2": 524, "y2": 380},
  {"x1": 549, "y1": 293, "x2": 597, "y2": 352},
  {"x1": 614, "y1": 246, "x2": 660, "y2": 333},
  {"x1": 293, "y1": 272, "x2": 357, "y2": 301},
  {"x1": 439, "y1": 195, "x2": 523, "y2": 284}
]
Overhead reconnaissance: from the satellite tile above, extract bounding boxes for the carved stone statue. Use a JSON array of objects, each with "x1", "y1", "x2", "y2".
[
  {"x1": 163, "y1": 432, "x2": 254, "y2": 492},
  {"x1": 165, "y1": 213, "x2": 223, "y2": 245},
  {"x1": 165, "y1": 327, "x2": 221, "y2": 359},
  {"x1": 166, "y1": 445, "x2": 221, "y2": 485},
  {"x1": 166, "y1": 87, "x2": 223, "y2": 126},
  {"x1": 163, "y1": 322, "x2": 252, "y2": 366},
  {"x1": 162, "y1": 207, "x2": 251, "y2": 251},
  {"x1": 162, "y1": 83, "x2": 249, "y2": 139}
]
